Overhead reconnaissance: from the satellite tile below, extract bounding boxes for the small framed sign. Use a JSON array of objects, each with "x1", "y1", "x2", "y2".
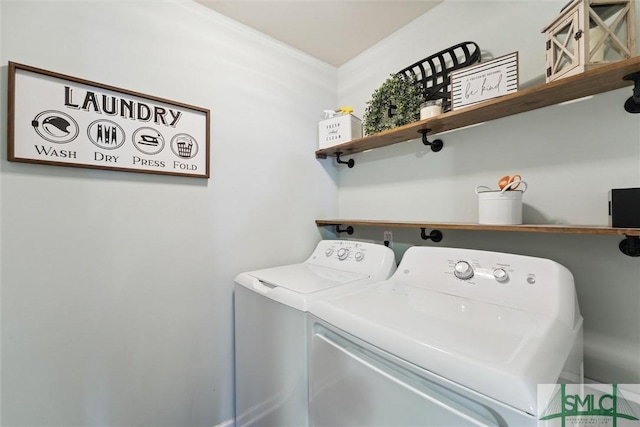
[
  {"x1": 8, "y1": 62, "x2": 210, "y2": 178},
  {"x1": 451, "y1": 52, "x2": 519, "y2": 110}
]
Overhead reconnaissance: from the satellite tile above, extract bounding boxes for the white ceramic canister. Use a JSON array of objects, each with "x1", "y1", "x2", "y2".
[{"x1": 475, "y1": 181, "x2": 528, "y2": 225}]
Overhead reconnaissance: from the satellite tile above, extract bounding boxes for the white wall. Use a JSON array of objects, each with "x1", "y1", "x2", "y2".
[
  {"x1": 0, "y1": 1, "x2": 337, "y2": 426},
  {"x1": 3, "y1": 0, "x2": 640, "y2": 425},
  {"x1": 0, "y1": 1, "x2": 3, "y2": 424},
  {"x1": 336, "y1": 0, "x2": 640, "y2": 384}
]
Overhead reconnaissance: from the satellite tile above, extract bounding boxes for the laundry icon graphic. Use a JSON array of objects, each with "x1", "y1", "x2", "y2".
[
  {"x1": 96, "y1": 124, "x2": 118, "y2": 145},
  {"x1": 138, "y1": 135, "x2": 159, "y2": 146},
  {"x1": 31, "y1": 110, "x2": 79, "y2": 144},
  {"x1": 87, "y1": 119, "x2": 125, "y2": 150},
  {"x1": 133, "y1": 127, "x2": 165, "y2": 155},
  {"x1": 176, "y1": 138, "x2": 193, "y2": 158},
  {"x1": 170, "y1": 133, "x2": 198, "y2": 159}
]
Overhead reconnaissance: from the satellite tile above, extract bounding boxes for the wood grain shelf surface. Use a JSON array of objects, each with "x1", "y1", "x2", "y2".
[
  {"x1": 316, "y1": 219, "x2": 640, "y2": 236},
  {"x1": 316, "y1": 56, "x2": 640, "y2": 158}
]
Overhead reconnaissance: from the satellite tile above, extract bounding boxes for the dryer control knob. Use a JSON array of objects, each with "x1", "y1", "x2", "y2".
[
  {"x1": 355, "y1": 252, "x2": 364, "y2": 261},
  {"x1": 454, "y1": 261, "x2": 474, "y2": 280},
  {"x1": 325, "y1": 248, "x2": 334, "y2": 257},
  {"x1": 337, "y1": 248, "x2": 350, "y2": 260},
  {"x1": 493, "y1": 268, "x2": 509, "y2": 282}
]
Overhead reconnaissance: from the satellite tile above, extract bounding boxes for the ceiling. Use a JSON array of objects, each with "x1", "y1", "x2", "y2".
[{"x1": 195, "y1": 1, "x2": 441, "y2": 66}]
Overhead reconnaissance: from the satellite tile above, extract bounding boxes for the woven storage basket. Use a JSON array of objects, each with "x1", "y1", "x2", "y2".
[{"x1": 397, "y1": 41, "x2": 481, "y2": 112}]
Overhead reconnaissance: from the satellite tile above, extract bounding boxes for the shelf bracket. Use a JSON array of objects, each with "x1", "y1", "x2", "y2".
[
  {"x1": 335, "y1": 152, "x2": 355, "y2": 168},
  {"x1": 623, "y1": 72, "x2": 640, "y2": 113},
  {"x1": 335, "y1": 225, "x2": 354, "y2": 235},
  {"x1": 619, "y1": 235, "x2": 640, "y2": 257},
  {"x1": 420, "y1": 228, "x2": 443, "y2": 242},
  {"x1": 418, "y1": 129, "x2": 443, "y2": 152}
]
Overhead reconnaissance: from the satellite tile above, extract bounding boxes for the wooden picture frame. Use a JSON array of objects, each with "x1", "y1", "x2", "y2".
[
  {"x1": 451, "y1": 52, "x2": 519, "y2": 110},
  {"x1": 8, "y1": 62, "x2": 210, "y2": 178}
]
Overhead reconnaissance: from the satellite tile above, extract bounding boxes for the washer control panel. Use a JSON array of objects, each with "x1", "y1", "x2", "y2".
[
  {"x1": 324, "y1": 245, "x2": 365, "y2": 262},
  {"x1": 309, "y1": 240, "x2": 397, "y2": 279}
]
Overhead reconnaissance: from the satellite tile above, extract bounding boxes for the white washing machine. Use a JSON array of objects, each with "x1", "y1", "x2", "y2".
[
  {"x1": 234, "y1": 240, "x2": 397, "y2": 427},
  {"x1": 308, "y1": 246, "x2": 583, "y2": 427}
]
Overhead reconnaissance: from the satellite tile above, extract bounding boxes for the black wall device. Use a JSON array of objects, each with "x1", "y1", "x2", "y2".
[{"x1": 609, "y1": 188, "x2": 640, "y2": 227}]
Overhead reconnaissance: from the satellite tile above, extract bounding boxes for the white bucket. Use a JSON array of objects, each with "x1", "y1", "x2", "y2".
[{"x1": 475, "y1": 181, "x2": 527, "y2": 225}]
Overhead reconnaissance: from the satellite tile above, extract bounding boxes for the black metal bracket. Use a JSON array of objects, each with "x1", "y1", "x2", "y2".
[
  {"x1": 420, "y1": 228, "x2": 443, "y2": 242},
  {"x1": 335, "y1": 225, "x2": 354, "y2": 235},
  {"x1": 335, "y1": 152, "x2": 355, "y2": 168},
  {"x1": 623, "y1": 72, "x2": 640, "y2": 113},
  {"x1": 418, "y1": 129, "x2": 443, "y2": 152},
  {"x1": 619, "y1": 235, "x2": 640, "y2": 257}
]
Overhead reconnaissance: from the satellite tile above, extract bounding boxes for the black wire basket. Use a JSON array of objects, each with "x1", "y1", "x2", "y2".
[{"x1": 397, "y1": 41, "x2": 481, "y2": 112}]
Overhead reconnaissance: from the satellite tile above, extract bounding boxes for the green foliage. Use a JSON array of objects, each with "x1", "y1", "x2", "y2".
[{"x1": 363, "y1": 73, "x2": 424, "y2": 135}]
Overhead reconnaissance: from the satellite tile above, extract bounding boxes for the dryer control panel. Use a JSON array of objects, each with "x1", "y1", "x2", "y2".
[{"x1": 395, "y1": 246, "x2": 579, "y2": 329}]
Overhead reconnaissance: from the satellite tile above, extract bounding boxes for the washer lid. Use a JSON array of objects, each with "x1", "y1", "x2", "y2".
[{"x1": 247, "y1": 263, "x2": 368, "y2": 294}]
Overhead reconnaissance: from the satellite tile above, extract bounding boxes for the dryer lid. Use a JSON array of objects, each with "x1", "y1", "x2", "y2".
[{"x1": 310, "y1": 279, "x2": 580, "y2": 415}]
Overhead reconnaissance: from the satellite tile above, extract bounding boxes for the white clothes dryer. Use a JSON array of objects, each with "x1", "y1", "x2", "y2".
[
  {"x1": 234, "y1": 240, "x2": 396, "y2": 427},
  {"x1": 308, "y1": 246, "x2": 583, "y2": 427}
]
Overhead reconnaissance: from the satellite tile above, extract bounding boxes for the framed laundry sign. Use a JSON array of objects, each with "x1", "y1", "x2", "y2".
[
  {"x1": 8, "y1": 62, "x2": 210, "y2": 178},
  {"x1": 451, "y1": 52, "x2": 519, "y2": 110}
]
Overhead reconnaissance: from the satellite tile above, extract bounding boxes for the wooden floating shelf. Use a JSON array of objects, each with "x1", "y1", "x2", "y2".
[
  {"x1": 316, "y1": 219, "x2": 640, "y2": 237},
  {"x1": 316, "y1": 56, "x2": 640, "y2": 159}
]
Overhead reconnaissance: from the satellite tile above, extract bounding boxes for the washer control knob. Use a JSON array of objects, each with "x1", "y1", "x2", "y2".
[
  {"x1": 355, "y1": 252, "x2": 364, "y2": 262},
  {"x1": 337, "y1": 248, "x2": 350, "y2": 260},
  {"x1": 454, "y1": 261, "x2": 474, "y2": 280},
  {"x1": 325, "y1": 248, "x2": 334, "y2": 257},
  {"x1": 493, "y1": 268, "x2": 509, "y2": 282}
]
